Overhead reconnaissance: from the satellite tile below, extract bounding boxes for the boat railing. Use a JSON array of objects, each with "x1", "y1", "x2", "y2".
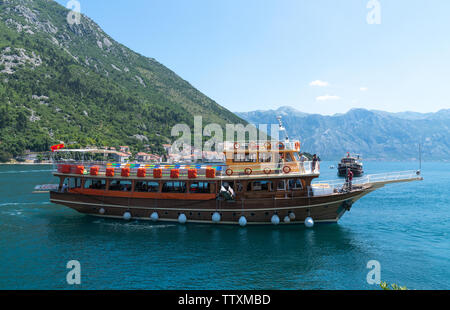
[
  {"x1": 356, "y1": 170, "x2": 421, "y2": 185},
  {"x1": 223, "y1": 161, "x2": 318, "y2": 176},
  {"x1": 311, "y1": 170, "x2": 421, "y2": 196},
  {"x1": 223, "y1": 140, "x2": 301, "y2": 152},
  {"x1": 52, "y1": 160, "x2": 320, "y2": 178}
]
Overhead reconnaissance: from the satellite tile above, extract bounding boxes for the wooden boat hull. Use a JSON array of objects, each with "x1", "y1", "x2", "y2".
[{"x1": 49, "y1": 185, "x2": 374, "y2": 225}]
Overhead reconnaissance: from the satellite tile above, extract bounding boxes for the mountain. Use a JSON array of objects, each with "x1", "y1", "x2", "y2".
[
  {"x1": 237, "y1": 107, "x2": 450, "y2": 161},
  {"x1": 240, "y1": 106, "x2": 310, "y2": 120},
  {"x1": 370, "y1": 109, "x2": 450, "y2": 121},
  {"x1": 0, "y1": 0, "x2": 246, "y2": 161}
]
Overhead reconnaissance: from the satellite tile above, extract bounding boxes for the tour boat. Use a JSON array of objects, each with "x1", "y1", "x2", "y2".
[
  {"x1": 47, "y1": 141, "x2": 422, "y2": 227},
  {"x1": 338, "y1": 153, "x2": 364, "y2": 177}
]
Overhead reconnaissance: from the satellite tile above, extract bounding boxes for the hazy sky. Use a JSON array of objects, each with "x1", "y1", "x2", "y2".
[{"x1": 56, "y1": 0, "x2": 450, "y2": 115}]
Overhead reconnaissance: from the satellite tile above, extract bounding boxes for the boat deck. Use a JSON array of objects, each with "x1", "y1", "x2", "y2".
[
  {"x1": 312, "y1": 170, "x2": 423, "y2": 196},
  {"x1": 52, "y1": 161, "x2": 320, "y2": 180}
]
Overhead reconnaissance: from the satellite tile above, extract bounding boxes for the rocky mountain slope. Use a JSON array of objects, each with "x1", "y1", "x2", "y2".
[
  {"x1": 0, "y1": 0, "x2": 246, "y2": 160},
  {"x1": 237, "y1": 107, "x2": 450, "y2": 161}
]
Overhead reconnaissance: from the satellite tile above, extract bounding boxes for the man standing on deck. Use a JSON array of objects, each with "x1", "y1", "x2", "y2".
[
  {"x1": 347, "y1": 169, "x2": 354, "y2": 191},
  {"x1": 299, "y1": 153, "x2": 307, "y2": 173},
  {"x1": 312, "y1": 154, "x2": 318, "y2": 173}
]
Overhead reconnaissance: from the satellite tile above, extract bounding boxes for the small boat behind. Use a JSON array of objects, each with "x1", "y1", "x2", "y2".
[{"x1": 338, "y1": 153, "x2": 364, "y2": 177}]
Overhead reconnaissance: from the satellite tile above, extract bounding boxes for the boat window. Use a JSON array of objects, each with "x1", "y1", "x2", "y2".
[
  {"x1": 248, "y1": 181, "x2": 272, "y2": 191},
  {"x1": 258, "y1": 153, "x2": 272, "y2": 163},
  {"x1": 285, "y1": 153, "x2": 294, "y2": 162},
  {"x1": 135, "y1": 181, "x2": 159, "y2": 192},
  {"x1": 288, "y1": 179, "x2": 303, "y2": 190},
  {"x1": 69, "y1": 178, "x2": 82, "y2": 189},
  {"x1": 84, "y1": 179, "x2": 106, "y2": 190},
  {"x1": 236, "y1": 182, "x2": 244, "y2": 192},
  {"x1": 277, "y1": 180, "x2": 286, "y2": 191},
  {"x1": 162, "y1": 182, "x2": 186, "y2": 193},
  {"x1": 233, "y1": 153, "x2": 257, "y2": 163},
  {"x1": 293, "y1": 152, "x2": 300, "y2": 161},
  {"x1": 233, "y1": 153, "x2": 245, "y2": 162},
  {"x1": 109, "y1": 180, "x2": 132, "y2": 192},
  {"x1": 190, "y1": 182, "x2": 210, "y2": 194}
]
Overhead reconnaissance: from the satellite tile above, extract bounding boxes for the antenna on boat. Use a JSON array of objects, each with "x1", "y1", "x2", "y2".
[
  {"x1": 276, "y1": 116, "x2": 289, "y2": 142},
  {"x1": 418, "y1": 142, "x2": 422, "y2": 175}
]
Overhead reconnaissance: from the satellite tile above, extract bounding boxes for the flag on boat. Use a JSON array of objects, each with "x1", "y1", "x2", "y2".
[{"x1": 50, "y1": 144, "x2": 65, "y2": 152}]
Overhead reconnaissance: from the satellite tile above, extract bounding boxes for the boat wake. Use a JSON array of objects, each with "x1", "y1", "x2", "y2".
[
  {"x1": 0, "y1": 202, "x2": 52, "y2": 207},
  {"x1": 0, "y1": 169, "x2": 53, "y2": 174},
  {"x1": 92, "y1": 220, "x2": 177, "y2": 230}
]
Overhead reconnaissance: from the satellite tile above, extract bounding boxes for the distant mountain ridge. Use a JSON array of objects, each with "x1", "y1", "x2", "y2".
[
  {"x1": 0, "y1": 0, "x2": 246, "y2": 160},
  {"x1": 237, "y1": 107, "x2": 450, "y2": 161}
]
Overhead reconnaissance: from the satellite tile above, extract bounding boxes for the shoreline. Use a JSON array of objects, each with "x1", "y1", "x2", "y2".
[{"x1": 0, "y1": 162, "x2": 53, "y2": 165}]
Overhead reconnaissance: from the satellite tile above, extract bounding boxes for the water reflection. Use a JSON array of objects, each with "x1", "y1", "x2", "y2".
[
  {"x1": 2, "y1": 163, "x2": 449, "y2": 289},
  {"x1": 43, "y1": 214, "x2": 371, "y2": 289}
]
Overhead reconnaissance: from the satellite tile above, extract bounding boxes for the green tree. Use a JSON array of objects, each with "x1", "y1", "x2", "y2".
[{"x1": 380, "y1": 282, "x2": 408, "y2": 290}]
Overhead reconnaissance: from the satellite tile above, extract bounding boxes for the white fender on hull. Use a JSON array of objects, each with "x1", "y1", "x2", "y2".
[
  {"x1": 239, "y1": 216, "x2": 247, "y2": 227},
  {"x1": 123, "y1": 212, "x2": 131, "y2": 221},
  {"x1": 271, "y1": 215, "x2": 280, "y2": 225},
  {"x1": 212, "y1": 212, "x2": 221, "y2": 223},
  {"x1": 178, "y1": 213, "x2": 187, "y2": 224},
  {"x1": 305, "y1": 217, "x2": 315, "y2": 228},
  {"x1": 150, "y1": 212, "x2": 159, "y2": 222}
]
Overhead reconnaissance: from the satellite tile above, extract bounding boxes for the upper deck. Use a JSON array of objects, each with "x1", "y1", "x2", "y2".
[
  {"x1": 53, "y1": 138, "x2": 317, "y2": 181},
  {"x1": 223, "y1": 140, "x2": 301, "y2": 152},
  {"x1": 52, "y1": 159, "x2": 320, "y2": 181}
]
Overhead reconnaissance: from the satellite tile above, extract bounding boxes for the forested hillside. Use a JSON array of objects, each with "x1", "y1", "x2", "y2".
[{"x1": 0, "y1": 0, "x2": 246, "y2": 161}]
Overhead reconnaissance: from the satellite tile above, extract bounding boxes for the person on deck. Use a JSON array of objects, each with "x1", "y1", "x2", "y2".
[
  {"x1": 347, "y1": 169, "x2": 354, "y2": 191},
  {"x1": 312, "y1": 154, "x2": 318, "y2": 173},
  {"x1": 299, "y1": 154, "x2": 307, "y2": 173}
]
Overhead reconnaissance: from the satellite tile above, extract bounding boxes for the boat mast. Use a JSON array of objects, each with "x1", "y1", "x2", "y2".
[
  {"x1": 277, "y1": 116, "x2": 289, "y2": 143},
  {"x1": 419, "y1": 142, "x2": 422, "y2": 173}
]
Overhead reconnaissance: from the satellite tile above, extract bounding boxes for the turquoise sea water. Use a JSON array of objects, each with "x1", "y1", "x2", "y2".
[{"x1": 0, "y1": 162, "x2": 449, "y2": 290}]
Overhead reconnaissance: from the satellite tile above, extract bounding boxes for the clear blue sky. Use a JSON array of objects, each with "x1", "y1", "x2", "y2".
[{"x1": 56, "y1": 0, "x2": 450, "y2": 115}]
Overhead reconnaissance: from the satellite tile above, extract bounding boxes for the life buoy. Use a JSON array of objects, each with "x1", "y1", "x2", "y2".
[
  {"x1": 295, "y1": 142, "x2": 300, "y2": 150},
  {"x1": 265, "y1": 142, "x2": 272, "y2": 150},
  {"x1": 278, "y1": 142, "x2": 285, "y2": 150},
  {"x1": 244, "y1": 168, "x2": 253, "y2": 175},
  {"x1": 264, "y1": 168, "x2": 272, "y2": 175},
  {"x1": 283, "y1": 166, "x2": 291, "y2": 174},
  {"x1": 234, "y1": 142, "x2": 240, "y2": 150},
  {"x1": 226, "y1": 168, "x2": 234, "y2": 176}
]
